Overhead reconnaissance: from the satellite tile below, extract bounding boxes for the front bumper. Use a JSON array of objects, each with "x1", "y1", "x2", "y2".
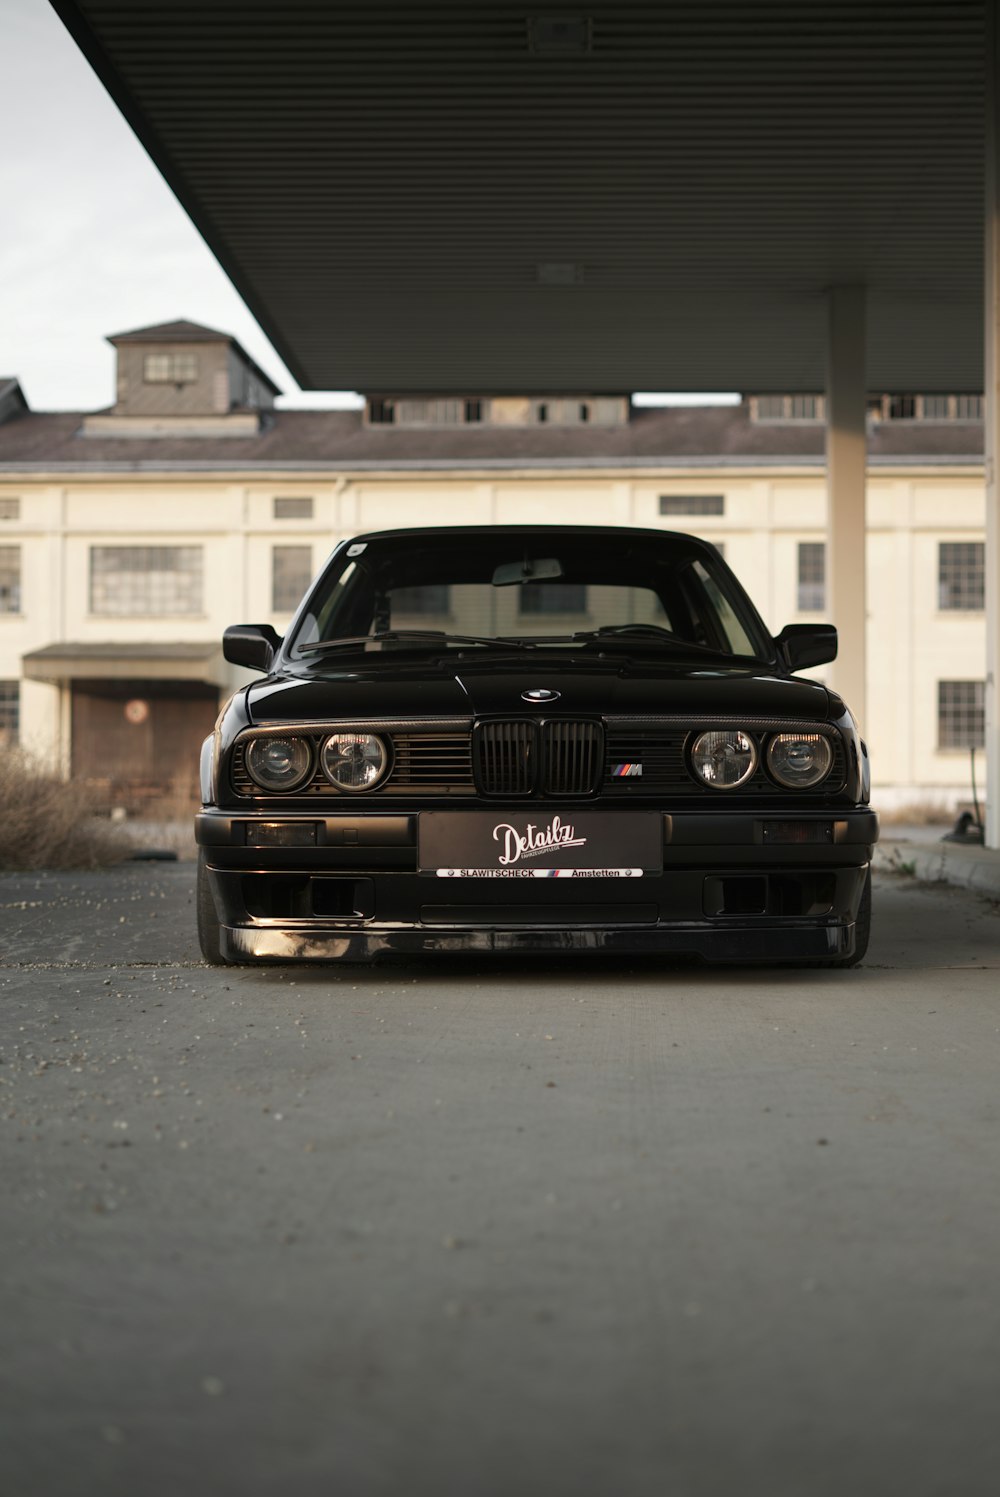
[{"x1": 197, "y1": 807, "x2": 878, "y2": 964}]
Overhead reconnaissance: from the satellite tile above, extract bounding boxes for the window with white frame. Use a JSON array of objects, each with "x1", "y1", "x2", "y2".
[
  {"x1": 90, "y1": 546, "x2": 203, "y2": 615},
  {"x1": 0, "y1": 546, "x2": 21, "y2": 612},
  {"x1": 754, "y1": 395, "x2": 825, "y2": 421},
  {"x1": 922, "y1": 394, "x2": 951, "y2": 419},
  {"x1": 0, "y1": 681, "x2": 18, "y2": 745},
  {"x1": 0, "y1": 497, "x2": 20, "y2": 521},
  {"x1": 797, "y1": 542, "x2": 826, "y2": 612},
  {"x1": 938, "y1": 542, "x2": 984, "y2": 610},
  {"x1": 272, "y1": 546, "x2": 313, "y2": 612},
  {"x1": 273, "y1": 496, "x2": 314, "y2": 520},
  {"x1": 143, "y1": 353, "x2": 199, "y2": 384},
  {"x1": 659, "y1": 495, "x2": 724, "y2": 517},
  {"x1": 937, "y1": 681, "x2": 985, "y2": 749}
]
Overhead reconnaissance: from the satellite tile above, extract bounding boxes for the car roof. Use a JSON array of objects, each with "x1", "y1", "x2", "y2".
[{"x1": 344, "y1": 524, "x2": 716, "y2": 546}]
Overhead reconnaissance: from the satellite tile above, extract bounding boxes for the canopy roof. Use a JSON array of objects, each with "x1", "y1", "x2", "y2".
[{"x1": 52, "y1": 0, "x2": 987, "y2": 394}]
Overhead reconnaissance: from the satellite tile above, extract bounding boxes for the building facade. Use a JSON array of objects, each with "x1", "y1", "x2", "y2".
[{"x1": 0, "y1": 322, "x2": 987, "y2": 812}]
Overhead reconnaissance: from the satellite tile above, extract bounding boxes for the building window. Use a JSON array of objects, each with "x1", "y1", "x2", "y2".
[
  {"x1": 464, "y1": 400, "x2": 482, "y2": 423},
  {"x1": 367, "y1": 398, "x2": 395, "y2": 425},
  {"x1": 392, "y1": 584, "x2": 450, "y2": 615},
  {"x1": 754, "y1": 395, "x2": 824, "y2": 421},
  {"x1": 273, "y1": 496, "x2": 314, "y2": 520},
  {"x1": 579, "y1": 402, "x2": 590, "y2": 423},
  {"x1": 144, "y1": 353, "x2": 198, "y2": 384},
  {"x1": 272, "y1": 546, "x2": 313, "y2": 612},
  {"x1": 519, "y1": 583, "x2": 587, "y2": 614},
  {"x1": 90, "y1": 546, "x2": 203, "y2": 616},
  {"x1": 938, "y1": 542, "x2": 984, "y2": 611},
  {"x1": 0, "y1": 498, "x2": 19, "y2": 521},
  {"x1": 0, "y1": 546, "x2": 21, "y2": 612},
  {"x1": 938, "y1": 681, "x2": 985, "y2": 749},
  {"x1": 887, "y1": 394, "x2": 917, "y2": 420},
  {"x1": 537, "y1": 403, "x2": 548, "y2": 424},
  {"x1": 755, "y1": 396, "x2": 785, "y2": 420},
  {"x1": 797, "y1": 542, "x2": 826, "y2": 612},
  {"x1": 955, "y1": 395, "x2": 983, "y2": 420},
  {"x1": 921, "y1": 394, "x2": 951, "y2": 420},
  {"x1": 0, "y1": 681, "x2": 18, "y2": 746},
  {"x1": 659, "y1": 495, "x2": 724, "y2": 517}
]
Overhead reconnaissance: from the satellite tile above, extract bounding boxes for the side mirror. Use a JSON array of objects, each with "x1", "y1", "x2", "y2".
[
  {"x1": 774, "y1": 623, "x2": 838, "y2": 671},
  {"x1": 223, "y1": 624, "x2": 282, "y2": 673}
]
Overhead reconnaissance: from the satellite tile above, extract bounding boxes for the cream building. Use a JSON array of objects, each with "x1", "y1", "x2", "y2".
[{"x1": 0, "y1": 323, "x2": 987, "y2": 814}]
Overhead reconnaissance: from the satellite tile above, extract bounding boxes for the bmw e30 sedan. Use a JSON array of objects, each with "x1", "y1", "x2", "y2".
[{"x1": 195, "y1": 525, "x2": 877, "y2": 966}]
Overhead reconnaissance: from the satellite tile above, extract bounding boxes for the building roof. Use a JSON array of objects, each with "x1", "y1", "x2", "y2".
[
  {"x1": 0, "y1": 402, "x2": 984, "y2": 474},
  {"x1": 106, "y1": 319, "x2": 233, "y2": 344},
  {"x1": 0, "y1": 377, "x2": 29, "y2": 423},
  {"x1": 105, "y1": 319, "x2": 283, "y2": 397}
]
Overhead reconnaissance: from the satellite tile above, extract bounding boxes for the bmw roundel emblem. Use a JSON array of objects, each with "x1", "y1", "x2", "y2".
[{"x1": 522, "y1": 688, "x2": 560, "y2": 703}]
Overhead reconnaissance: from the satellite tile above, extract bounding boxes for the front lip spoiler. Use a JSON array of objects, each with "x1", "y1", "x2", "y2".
[{"x1": 219, "y1": 920, "x2": 856, "y2": 965}]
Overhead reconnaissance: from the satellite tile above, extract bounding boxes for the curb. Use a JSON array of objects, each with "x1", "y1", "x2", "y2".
[{"x1": 875, "y1": 837, "x2": 1000, "y2": 901}]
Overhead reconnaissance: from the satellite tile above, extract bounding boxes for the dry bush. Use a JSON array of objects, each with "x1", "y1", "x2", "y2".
[{"x1": 0, "y1": 751, "x2": 130, "y2": 871}]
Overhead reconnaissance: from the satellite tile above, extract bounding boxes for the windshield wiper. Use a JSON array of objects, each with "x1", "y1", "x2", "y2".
[
  {"x1": 297, "y1": 630, "x2": 536, "y2": 655},
  {"x1": 570, "y1": 625, "x2": 733, "y2": 656}
]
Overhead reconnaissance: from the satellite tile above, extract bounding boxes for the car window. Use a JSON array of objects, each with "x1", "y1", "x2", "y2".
[
  {"x1": 289, "y1": 533, "x2": 769, "y2": 660},
  {"x1": 688, "y1": 560, "x2": 758, "y2": 657}
]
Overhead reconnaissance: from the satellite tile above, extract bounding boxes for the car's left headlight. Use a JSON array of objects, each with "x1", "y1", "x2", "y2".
[
  {"x1": 689, "y1": 729, "x2": 757, "y2": 788},
  {"x1": 766, "y1": 732, "x2": 834, "y2": 788},
  {"x1": 321, "y1": 732, "x2": 390, "y2": 791}
]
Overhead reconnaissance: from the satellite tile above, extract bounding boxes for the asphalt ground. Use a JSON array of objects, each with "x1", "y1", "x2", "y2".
[{"x1": 1, "y1": 864, "x2": 999, "y2": 1497}]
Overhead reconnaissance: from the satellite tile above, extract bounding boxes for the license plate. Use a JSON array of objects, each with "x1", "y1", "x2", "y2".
[{"x1": 418, "y1": 811, "x2": 662, "y2": 876}]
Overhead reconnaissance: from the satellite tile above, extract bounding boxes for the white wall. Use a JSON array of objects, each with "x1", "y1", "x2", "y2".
[{"x1": 2, "y1": 465, "x2": 987, "y2": 809}]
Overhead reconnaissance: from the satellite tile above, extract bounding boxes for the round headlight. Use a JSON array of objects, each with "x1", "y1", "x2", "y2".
[
  {"x1": 321, "y1": 732, "x2": 389, "y2": 791},
  {"x1": 690, "y1": 729, "x2": 757, "y2": 789},
  {"x1": 766, "y1": 732, "x2": 834, "y2": 789},
  {"x1": 244, "y1": 735, "x2": 313, "y2": 792}
]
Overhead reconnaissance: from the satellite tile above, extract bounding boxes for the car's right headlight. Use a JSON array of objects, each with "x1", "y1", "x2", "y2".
[
  {"x1": 244, "y1": 736, "x2": 314, "y2": 792},
  {"x1": 321, "y1": 732, "x2": 389, "y2": 791}
]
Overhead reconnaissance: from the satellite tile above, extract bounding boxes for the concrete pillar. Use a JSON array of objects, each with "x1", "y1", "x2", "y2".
[
  {"x1": 985, "y1": 3, "x2": 1000, "y2": 848},
  {"x1": 826, "y1": 285, "x2": 868, "y2": 727}
]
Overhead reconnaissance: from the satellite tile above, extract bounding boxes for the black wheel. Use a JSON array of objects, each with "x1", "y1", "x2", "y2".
[
  {"x1": 197, "y1": 849, "x2": 227, "y2": 965},
  {"x1": 850, "y1": 865, "x2": 872, "y2": 964},
  {"x1": 812, "y1": 866, "x2": 871, "y2": 968}
]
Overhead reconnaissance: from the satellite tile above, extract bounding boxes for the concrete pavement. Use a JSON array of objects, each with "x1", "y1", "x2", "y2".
[{"x1": 1, "y1": 861, "x2": 999, "y2": 1497}]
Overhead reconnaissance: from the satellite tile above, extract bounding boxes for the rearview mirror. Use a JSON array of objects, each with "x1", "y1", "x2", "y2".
[
  {"x1": 774, "y1": 623, "x2": 838, "y2": 671},
  {"x1": 223, "y1": 624, "x2": 282, "y2": 672},
  {"x1": 492, "y1": 556, "x2": 564, "y2": 586}
]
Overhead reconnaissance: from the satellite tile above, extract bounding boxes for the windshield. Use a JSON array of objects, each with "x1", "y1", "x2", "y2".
[{"x1": 287, "y1": 530, "x2": 770, "y2": 661}]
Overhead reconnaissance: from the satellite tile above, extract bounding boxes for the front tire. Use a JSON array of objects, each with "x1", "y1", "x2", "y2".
[
  {"x1": 197, "y1": 850, "x2": 227, "y2": 965},
  {"x1": 814, "y1": 866, "x2": 871, "y2": 968}
]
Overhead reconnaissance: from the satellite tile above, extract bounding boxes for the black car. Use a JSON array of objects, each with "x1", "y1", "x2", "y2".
[{"x1": 196, "y1": 525, "x2": 877, "y2": 966}]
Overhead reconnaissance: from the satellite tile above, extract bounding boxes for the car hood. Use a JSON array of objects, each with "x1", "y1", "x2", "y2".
[{"x1": 246, "y1": 656, "x2": 833, "y2": 723}]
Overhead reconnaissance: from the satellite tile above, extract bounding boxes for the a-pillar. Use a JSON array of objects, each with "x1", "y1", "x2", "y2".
[
  {"x1": 826, "y1": 284, "x2": 868, "y2": 729},
  {"x1": 984, "y1": 4, "x2": 1000, "y2": 848}
]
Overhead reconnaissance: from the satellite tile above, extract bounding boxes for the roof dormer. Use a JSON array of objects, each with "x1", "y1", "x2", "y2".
[{"x1": 81, "y1": 319, "x2": 282, "y2": 439}]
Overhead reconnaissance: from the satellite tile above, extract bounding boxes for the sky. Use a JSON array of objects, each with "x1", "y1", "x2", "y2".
[{"x1": 0, "y1": 0, "x2": 735, "y2": 414}]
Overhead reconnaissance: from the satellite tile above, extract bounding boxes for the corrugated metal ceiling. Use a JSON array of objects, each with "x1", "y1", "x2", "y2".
[{"x1": 51, "y1": 1, "x2": 987, "y2": 392}]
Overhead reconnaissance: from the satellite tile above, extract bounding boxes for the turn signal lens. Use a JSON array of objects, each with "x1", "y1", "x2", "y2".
[
  {"x1": 244, "y1": 736, "x2": 313, "y2": 792},
  {"x1": 766, "y1": 733, "x2": 834, "y2": 789},
  {"x1": 690, "y1": 729, "x2": 757, "y2": 789},
  {"x1": 321, "y1": 732, "x2": 389, "y2": 791}
]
